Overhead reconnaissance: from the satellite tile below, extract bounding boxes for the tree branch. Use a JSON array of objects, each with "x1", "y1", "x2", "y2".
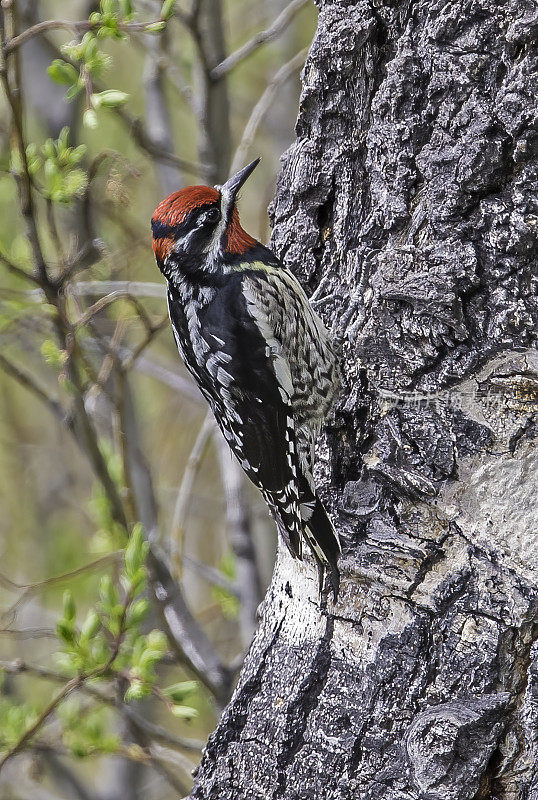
[
  {"x1": 216, "y1": 435, "x2": 262, "y2": 650},
  {"x1": 0, "y1": 352, "x2": 66, "y2": 425},
  {"x1": 170, "y1": 411, "x2": 215, "y2": 573},
  {"x1": 0, "y1": 660, "x2": 204, "y2": 754},
  {"x1": 230, "y1": 47, "x2": 307, "y2": 175},
  {"x1": 0, "y1": 676, "x2": 83, "y2": 773},
  {"x1": 0, "y1": 250, "x2": 43, "y2": 286},
  {"x1": 210, "y1": 0, "x2": 308, "y2": 79},
  {"x1": 3, "y1": 18, "x2": 174, "y2": 56},
  {"x1": 119, "y1": 377, "x2": 232, "y2": 702}
]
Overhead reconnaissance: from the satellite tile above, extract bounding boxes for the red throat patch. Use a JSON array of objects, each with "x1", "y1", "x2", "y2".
[
  {"x1": 225, "y1": 206, "x2": 257, "y2": 255},
  {"x1": 152, "y1": 235, "x2": 174, "y2": 264}
]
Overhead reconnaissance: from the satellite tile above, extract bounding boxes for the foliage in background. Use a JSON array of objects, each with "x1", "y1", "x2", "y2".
[{"x1": 0, "y1": 0, "x2": 315, "y2": 796}]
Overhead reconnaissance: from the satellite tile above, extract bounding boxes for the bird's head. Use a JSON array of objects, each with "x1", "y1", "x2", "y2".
[{"x1": 151, "y1": 158, "x2": 260, "y2": 281}]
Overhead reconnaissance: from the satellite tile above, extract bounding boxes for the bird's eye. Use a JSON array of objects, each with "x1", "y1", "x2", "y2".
[{"x1": 205, "y1": 207, "x2": 221, "y2": 223}]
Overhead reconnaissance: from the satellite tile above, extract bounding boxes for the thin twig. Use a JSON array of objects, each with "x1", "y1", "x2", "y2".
[
  {"x1": 69, "y1": 281, "x2": 166, "y2": 299},
  {"x1": 0, "y1": 553, "x2": 120, "y2": 593},
  {"x1": 0, "y1": 676, "x2": 83, "y2": 772},
  {"x1": 211, "y1": 0, "x2": 309, "y2": 79},
  {"x1": 3, "y1": 18, "x2": 173, "y2": 56},
  {"x1": 0, "y1": 660, "x2": 204, "y2": 753},
  {"x1": 0, "y1": 250, "x2": 43, "y2": 286},
  {"x1": 216, "y1": 435, "x2": 261, "y2": 649},
  {"x1": 0, "y1": 352, "x2": 66, "y2": 424},
  {"x1": 0, "y1": 553, "x2": 121, "y2": 624},
  {"x1": 117, "y1": 374, "x2": 231, "y2": 701},
  {"x1": 231, "y1": 47, "x2": 308, "y2": 175},
  {"x1": 113, "y1": 104, "x2": 205, "y2": 177},
  {"x1": 170, "y1": 411, "x2": 215, "y2": 575},
  {"x1": 0, "y1": 627, "x2": 56, "y2": 639},
  {"x1": 134, "y1": 354, "x2": 203, "y2": 405},
  {"x1": 182, "y1": 555, "x2": 239, "y2": 596}
]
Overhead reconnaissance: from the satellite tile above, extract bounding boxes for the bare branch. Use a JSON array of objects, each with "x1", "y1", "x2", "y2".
[
  {"x1": 119, "y1": 377, "x2": 232, "y2": 701},
  {"x1": 0, "y1": 553, "x2": 120, "y2": 626},
  {"x1": 0, "y1": 627, "x2": 56, "y2": 639},
  {"x1": 0, "y1": 7, "x2": 52, "y2": 293},
  {"x1": 143, "y1": 34, "x2": 183, "y2": 195},
  {"x1": 0, "y1": 352, "x2": 66, "y2": 425},
  {"x1": 70, "y1": 281, "x2": 166, "y2": 299},
  {"x1": 230, "y1": 47, "x2": 308, "y2": 175},
  {"x1": 182, "y1": 554, "x2": 239, "y2": 596},
  {"x1": 216, "y1": 435, "x2": 262, "y2": 649},
  {"x1": 0, "y1": 250, "x2": 43, "y2": 286},
  {"x1": 191, "y1": 0, "x2": 232, "y2": 183},
  {"x1": 0, "y1": 553, "x2": 119, "y2": 593},
  {"x1": 210, "y1": 0, "x2": 309, "y2": 79},
  {"x1": 170, "y1": 411, "x2": 215, "y2": 571},
  {"x1": 3, "y1": 18, "x2": 175, "y2": 56},
  {"x1": 113, "y1": 103, "x2": 205, "y2": 177}
]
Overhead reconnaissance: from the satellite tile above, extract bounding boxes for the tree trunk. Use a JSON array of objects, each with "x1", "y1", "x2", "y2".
[{"x1": 189, "y1": 0, "x2": 538, "y2": 797}]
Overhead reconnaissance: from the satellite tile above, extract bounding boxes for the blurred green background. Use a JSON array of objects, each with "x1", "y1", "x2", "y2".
[{"x1": 0, "y1": 1, "x2": 316, "y2": 796}]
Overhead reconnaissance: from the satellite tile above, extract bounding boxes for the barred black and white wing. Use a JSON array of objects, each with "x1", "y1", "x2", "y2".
[
  {"x1": 241, "y1": 263, "x2": 340, "y2": 484},
  {"x1": 241, "y1": 262, "x2": 341, "y2": 590}
]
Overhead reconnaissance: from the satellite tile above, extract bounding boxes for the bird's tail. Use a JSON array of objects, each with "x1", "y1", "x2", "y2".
[
  {"x1": 265, "y1": 478, "x2": 341, "y2": 599},
  {"x1": 299, "y1": 483, "x2": 341, "y2": 599}
]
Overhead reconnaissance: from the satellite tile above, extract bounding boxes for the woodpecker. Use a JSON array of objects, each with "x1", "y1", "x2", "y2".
[{"x1": 151, "y1": 159, "x2": 341, "y2": 596}]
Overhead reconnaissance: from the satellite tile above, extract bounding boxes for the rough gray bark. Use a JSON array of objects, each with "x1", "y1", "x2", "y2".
[{"x1": 189, "y1": 0, "x2": 538, "y2": 798}]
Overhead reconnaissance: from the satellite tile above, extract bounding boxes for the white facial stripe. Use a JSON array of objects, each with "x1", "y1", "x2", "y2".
[{"x1": 207, "y1": 187, "x2": 233, "y2": 257}]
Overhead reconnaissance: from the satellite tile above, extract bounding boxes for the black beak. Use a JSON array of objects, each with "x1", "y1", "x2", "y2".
[{"x1": 220, "y1": 158, "x2": 260, "y2": 203}]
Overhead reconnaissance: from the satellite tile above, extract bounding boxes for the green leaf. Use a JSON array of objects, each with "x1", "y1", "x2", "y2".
[
  {"x1": 80, "y1": 609, "x2": 100, "y2": 640},
  {"x1": 212, "y1": 552, "x2": 239, "y2": 619},
  {"x1": 100, "y1": 0, "x2": 116, "y2": 16},
  {"x1": 170, "y1": 704, "x2": 198, "y2": 720},
  {"x1": 163, "y1": 680, "x2": 198, "y2": 704},
  {"x1": 57, "y1": 619, "x2": 76, "y2": 644},
  {"x1": 0, "y1": 700, "x2": 37, "y2": 747},
  {"x1": 43, "y1": 138, "x2": 56, "y2": 159},
  {"x1": 47, "y1": 59, "x2": 79, "y2": 86},
  {"x1": 40, "y1": 339, "x2": 67, "y2": 368},
  {"x1": 145, "y1": 629, "x2": 167, "y2": 652},
  {"x1": 91, "y1": 90, "x2": 129, "y2": 109},
  {"x1": 124, "y1": 680, "x2": 151, "y2": 702},
  {"x1": 63, "y1": 590, "x2": 76, "y2": 621},
  {"x1": 70, "y1": 144, "x2": 87, "y2": 163},
  {"x1": 145, "y1": 21, "x2": 167, "y2": 33},
  {"x1": 57, "y1": 126, "x2": 70, "y2": 151},
  {"x1": 99, "y1": 575, "x2": 118, "y2": 610},
  {"x1": 119, "y1": 0, "x2": 135, "y2": 17},
  {"x1": 126, "y1": 598, "x2": 150, "y2": 627},
  {"x1": 83, "y1": 109, "x2": 99, "y2": 129},
  {"x1": 61, "y1": 168, "x2": 88, "y2": 200},
  {"x1": 124, "y1": 524, "x2": 148, "y2": 578},
  {"x1": 66, "y1": 82, "x2": 84, "y2": 101},
  {"x1": 160, "y1": 0, "x2": 176, "y2": 21}
]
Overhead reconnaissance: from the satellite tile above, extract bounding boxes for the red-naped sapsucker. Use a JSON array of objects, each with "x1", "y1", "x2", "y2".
[{"x1": 151, "y1": 159, "x2": 341, "y2": 595}]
